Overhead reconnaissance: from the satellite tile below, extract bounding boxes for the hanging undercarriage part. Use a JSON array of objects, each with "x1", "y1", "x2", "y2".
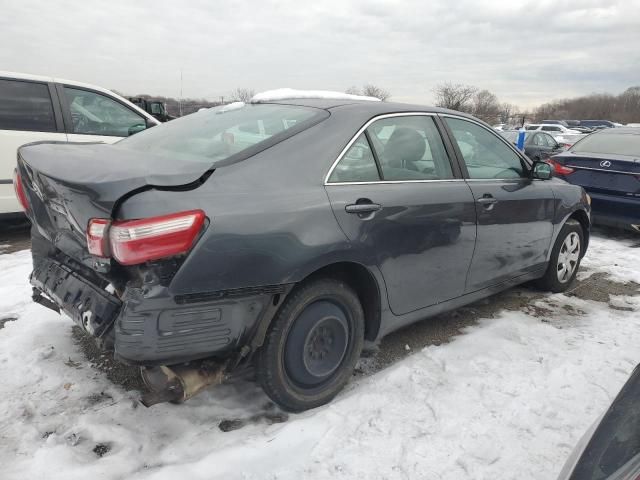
[{"x1": 140, "y1": 360, "x2": 228, "y2": 407}]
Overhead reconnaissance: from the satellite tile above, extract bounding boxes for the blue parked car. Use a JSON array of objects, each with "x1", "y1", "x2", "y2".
[{"x1": 549, "y1": 128, "x2": 640, "y2": 232}]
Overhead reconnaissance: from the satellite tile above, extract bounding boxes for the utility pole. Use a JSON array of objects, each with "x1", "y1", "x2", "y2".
[{"x1": 179, "y1": 69, "x2": 183, "y2": 117}]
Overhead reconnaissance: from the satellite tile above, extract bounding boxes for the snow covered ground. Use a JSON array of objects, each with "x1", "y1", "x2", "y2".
[{"x1": 1, "y1": 232, "x2": 639, "y2": 480}]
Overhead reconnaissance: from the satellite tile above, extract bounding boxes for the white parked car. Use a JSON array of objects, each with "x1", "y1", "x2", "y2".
[
  {"x1": 525, "y1": 123, "x2": 582, "y2": 135},
  {"x1": 0, "y1": 71, "x2": 159, "y2": 217}
]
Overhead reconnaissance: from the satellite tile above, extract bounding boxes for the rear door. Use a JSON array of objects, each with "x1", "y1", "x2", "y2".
[
  {"x1": 325, "y1": 113, "x2": 477, "y2": 315},
  {"x1": 442, "y1": 115, "x2": 555, "y2": 292},
  {"x1": 57, "y1": 85, "x2": 149, "y2": 144},
  {"x1": 0, "y1": 77, "x2": 67, "y2": 214}
]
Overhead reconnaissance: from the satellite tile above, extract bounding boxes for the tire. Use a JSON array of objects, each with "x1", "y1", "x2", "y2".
[
  {"x1": 535, "y1": 219, "x2": 584, "y2": 292},
  {"x1": 256, "y1": 278, "x2": 365, "y2": 412}
]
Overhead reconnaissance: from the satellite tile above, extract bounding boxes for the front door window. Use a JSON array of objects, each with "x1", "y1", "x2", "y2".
[{"x1": 63, "y1": 87, "x2": 146, "y2": 137}]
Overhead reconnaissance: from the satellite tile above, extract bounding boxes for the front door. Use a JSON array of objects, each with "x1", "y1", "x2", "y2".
[
  {"x1": 443, "y1": 116, "x2": 555, "y2": 292},
  {"x1": 325, "y1": 114, "x2": 477, "y2": 315}
]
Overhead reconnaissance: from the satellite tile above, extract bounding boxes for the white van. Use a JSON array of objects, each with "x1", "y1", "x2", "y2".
[{"x1": 0, "y1": 71, "x2": 160, "y2": 217}]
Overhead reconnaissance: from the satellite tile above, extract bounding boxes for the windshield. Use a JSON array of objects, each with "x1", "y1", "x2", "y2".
[
  {"x1": 117, "y1": 103, "x2": 326, "y2": 164},
  {"x1": 572, "y1": 133, "x2": 640, "y2": 157}
]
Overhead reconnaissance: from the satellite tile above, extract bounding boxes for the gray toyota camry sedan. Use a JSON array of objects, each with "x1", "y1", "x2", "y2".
[{"x1": 15, "y1": 93, "x2": 591, "y2": 411}]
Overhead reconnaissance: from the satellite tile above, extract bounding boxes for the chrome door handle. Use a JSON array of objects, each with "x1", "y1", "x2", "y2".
[
  {"x1": 345, "y1": 203, "x2": 382, "y2": 214},
  {"x1": 477, "y1": 195, "x2": 498, "y2": 210}
]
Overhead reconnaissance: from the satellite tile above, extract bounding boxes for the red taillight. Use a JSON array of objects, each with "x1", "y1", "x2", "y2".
[
  {"x1": 13, "y1": 170, "x2": 29, "y2": 212},
  {"x1": 108, "y1": 210, "x2": 205, "y2": 265},
  {"x1": 86, "y1": 218, "x2": 110, "y2": 257},
  {"x1": 547, "y1": 158, "x2": 575, "y2": 175}
]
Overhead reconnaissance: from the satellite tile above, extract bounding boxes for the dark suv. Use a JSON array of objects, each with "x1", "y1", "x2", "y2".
[{"x1": 15, "y1": 96, "x2": 591, "y2": 411}]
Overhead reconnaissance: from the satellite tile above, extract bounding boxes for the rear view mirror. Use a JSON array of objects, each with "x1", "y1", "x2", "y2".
[
  {"x1": 533, "y1": 161, "x2": 552, "y2": 180},
  {"x1": 238, "y1": 122, "x2": 260, "y2": 134},
  {"x1": 128, "y1": 123, "x2": 146, "y2": 136}
]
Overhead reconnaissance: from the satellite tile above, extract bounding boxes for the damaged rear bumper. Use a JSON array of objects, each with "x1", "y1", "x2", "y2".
[
  {"x1": 30, "y1": 257, "x2": 121, "y2": 337},
  {"x1": 30, "y1": 256, "x2": 291, "y2": 366}
]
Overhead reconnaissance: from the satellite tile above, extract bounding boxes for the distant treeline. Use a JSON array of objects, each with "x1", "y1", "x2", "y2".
[
  {"x1": 532, "y1": 87, "x2": 640, "y2": 123},
  {"x1": 121, "y1": 85, "x2": 640, "y2": 124},
  {"x1": 434, "y1": 83, "x2": 640, "y2": 125}
]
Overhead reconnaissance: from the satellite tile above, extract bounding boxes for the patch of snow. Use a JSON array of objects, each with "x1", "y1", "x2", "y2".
[
  {"x1": 250, "y1": 88, "x2": 381, "y2": 103},
  {"x1": 215, "y1": 101, "x2": 245, "y2": 113},
  {"x1": 0, "y1": 235, "x2": 639, "y2": 479}
]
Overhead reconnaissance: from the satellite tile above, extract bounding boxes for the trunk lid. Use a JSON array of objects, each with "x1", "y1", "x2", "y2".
[
  {"x1": 553, "y1": 151, "x2": 640, "y2": 197},
  {"x1": 18, "y1": 141, "x2": 212, "y2": 270}
]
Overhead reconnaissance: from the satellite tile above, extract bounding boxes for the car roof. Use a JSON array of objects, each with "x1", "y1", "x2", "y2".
[
  {"x1": 261, "y1": 98, "x2": 477, "y2": 119},
  {"x1": 1, "y1": 70, "x2": 119, "y2": 95},
  {"x1": 0, "y1": 70, "x2": 159, "y2": 124}
]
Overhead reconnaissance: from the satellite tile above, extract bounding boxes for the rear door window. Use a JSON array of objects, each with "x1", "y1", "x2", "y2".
[
  {"x1": 445, "y1": 117, "x2": 527, "y2": 179},
  {"x1": 328, "y1": 133, "x2": 380, "y2": 183},
  {"x1": 63, "y1": 87, "x2": 146, "y2": 137},
  {"x1": 532, "y1": 133, "x2": 546, "y2": 146},
  {"x1": 0, "y1": 79, "x2": 56, "y2": 132},
  {"x1": 367, "y1": 116, "x2": 454, "y2": 181},
  {"x1": 542, "y1": 133, "x2": 558, "y2": 148}
]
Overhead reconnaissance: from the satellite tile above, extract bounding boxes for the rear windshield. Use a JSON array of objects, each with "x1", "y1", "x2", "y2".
[
  {"x1": 117, "y1": 103, "x2": 326, "y2": 164},
  {"x1": 572, "y1": 133, "x2": 640, "y2": 157}
]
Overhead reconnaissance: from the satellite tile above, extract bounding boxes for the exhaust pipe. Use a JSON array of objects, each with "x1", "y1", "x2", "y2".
[{"x1": 140, "y1": 361, "x2": 227, "y2": 407}]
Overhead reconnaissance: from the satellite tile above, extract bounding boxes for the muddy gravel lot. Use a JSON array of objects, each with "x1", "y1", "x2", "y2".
[{"x1": 2, "y1": 219, "x2": 638, "y2": 399}]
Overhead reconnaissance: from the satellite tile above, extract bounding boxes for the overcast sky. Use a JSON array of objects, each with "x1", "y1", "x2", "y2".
[{"x1": 1, "y1": 0, "x2": 639, "y2": 109}]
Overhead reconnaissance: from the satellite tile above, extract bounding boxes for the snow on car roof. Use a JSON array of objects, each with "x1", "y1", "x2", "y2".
[{"x1": 250, "y1": 88, "x2": 381, "y2": 103}]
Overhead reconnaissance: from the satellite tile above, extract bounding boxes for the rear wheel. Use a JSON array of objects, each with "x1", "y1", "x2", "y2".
[
  {"x1": 535, "y1": 219, "x2": 584, "y2": 292},
  {"x1": 256, "y1": 278, "x2": 364, "y2": 412}
]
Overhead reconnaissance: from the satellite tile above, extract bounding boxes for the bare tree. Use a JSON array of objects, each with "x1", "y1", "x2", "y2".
[
  {"x1": 472, "y1": 89, "x2": 500, "y2": 123},
  {"x1": 433, "y1": 82, "x2": 477, "y2": 112},
  {"x1": 499, "y1": 102, "x2": 516, "y2": 124},
  {"x1": 345, "y1": 84, "x2": 391, "y2": 101},
  {"x1": 361, "y1": 84, "x2": 391, "y2": 101},
  {"x1": 232, "y1": 88, "x2": 255, "y2": 103}
]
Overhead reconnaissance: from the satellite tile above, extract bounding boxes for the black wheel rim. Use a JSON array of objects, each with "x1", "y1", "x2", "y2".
[{"x1": 284, "y1": 299, "x2": 350, "y2": 388}]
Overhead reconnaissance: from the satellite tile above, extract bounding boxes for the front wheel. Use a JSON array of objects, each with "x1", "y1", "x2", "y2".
[
  {"x1": 256, "y1": 278, "x2": 364, "y2": 412},
  {"x1": 535, "y1": 219, "x2": 584, "y2": 292}
]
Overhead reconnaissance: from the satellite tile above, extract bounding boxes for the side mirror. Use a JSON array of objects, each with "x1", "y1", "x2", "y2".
[
  {"x1": 128, "y1": 123, "x2": 147, "y2": 136},
  {"x1": 532, "y1": 161, "x2": 552, "y2": 180}
]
